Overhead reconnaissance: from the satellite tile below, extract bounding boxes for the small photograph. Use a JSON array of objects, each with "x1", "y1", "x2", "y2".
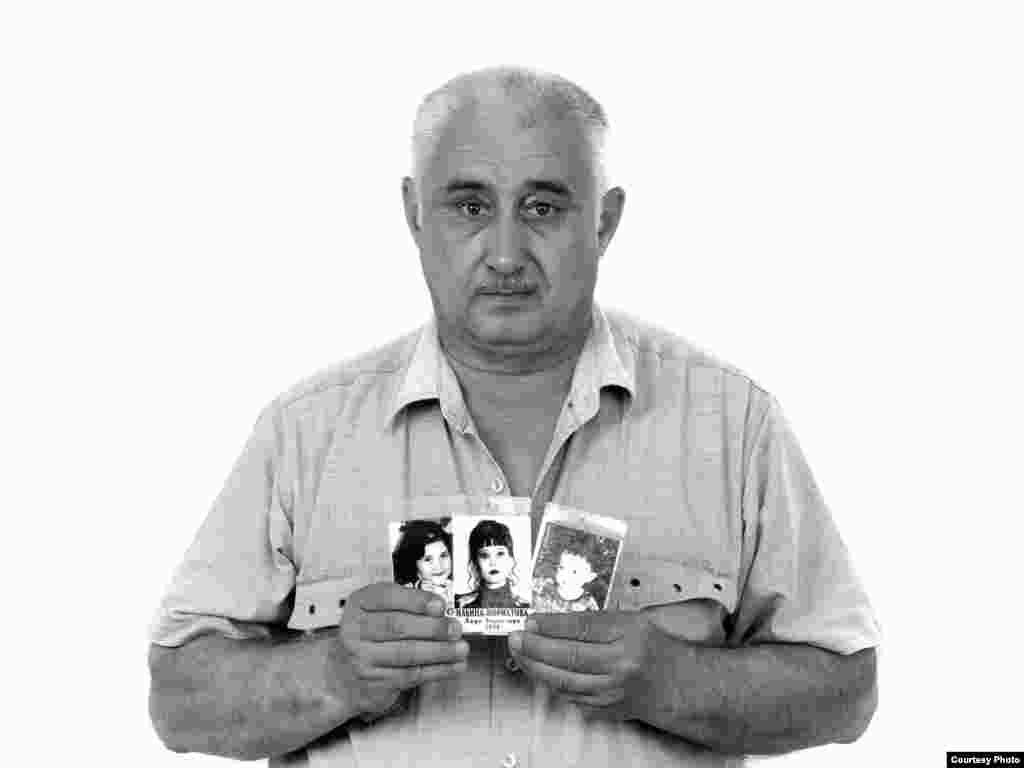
[
  {"x1": 451, "y1": 515, "x2": 532, "y2": 634},
  {"x1": 530, "y1": 506, "x2": 627, "y2": 613},
  {"x1": 388, "y1": 517, "x2": 454, "y2": 607}
]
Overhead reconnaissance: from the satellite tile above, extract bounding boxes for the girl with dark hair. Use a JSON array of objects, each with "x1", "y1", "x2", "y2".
[
  {"x1": 455, "y1": 519, "x2": 529, "y2": 609},
  {"x1": 391, "y1": 518, "x2": 453, "y2": 604}
]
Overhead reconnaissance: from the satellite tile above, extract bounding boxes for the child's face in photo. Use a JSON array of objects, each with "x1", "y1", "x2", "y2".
[
  {"x1": 476, "y1": 544, "x2": 514, "y2": 588},
  {"x1": 416, "y1": 540, "x2": 451, "y2": 586},
  {"x1": 555, "y1": 551, "x2": 596, "y2": 599}
]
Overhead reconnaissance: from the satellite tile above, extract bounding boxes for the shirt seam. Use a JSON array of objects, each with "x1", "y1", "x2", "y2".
[
  {"x1": 621, "y1": 332, "x2": 769, "y2": 398},
  {"x1": 276, "y1": 365, "x2": 405, "y2": 412}
]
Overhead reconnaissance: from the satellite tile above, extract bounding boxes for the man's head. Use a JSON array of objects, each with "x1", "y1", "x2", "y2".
[{"x1": 402, "y1": 67, "x2": 625, "y2": 372}]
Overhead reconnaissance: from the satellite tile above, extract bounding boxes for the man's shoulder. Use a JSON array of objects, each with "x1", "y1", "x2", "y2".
[
  {"x1": 603, "y1": 306, "x2": 769, "y2": 397},
  {"x1": 272, "y1": 325, "x2": 424, "y2": 415}
]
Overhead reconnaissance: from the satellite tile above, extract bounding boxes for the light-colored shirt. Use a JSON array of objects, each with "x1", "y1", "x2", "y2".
[{"x1": 150, "y1": 305, "x2": 880, "y2": 768}]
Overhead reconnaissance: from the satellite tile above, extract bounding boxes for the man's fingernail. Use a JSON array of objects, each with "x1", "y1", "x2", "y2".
[
  {"x1": 448, "y1": 621, "x2": 461, "y2": 640},
  {"x1": 524, "y1": 618, "x2": 538, "y2": 633},
  {"x1": 508, "y1": 632, "x2": 522, "y2": 653}
]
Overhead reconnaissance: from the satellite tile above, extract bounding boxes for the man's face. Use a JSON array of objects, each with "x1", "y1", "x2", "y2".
[
  {"x1": 416, "y1": 540, "x2": 451, "y2": 586},
  {"x1": 555, "y1": 551, "x2": 595, "y2": 599},
  {"x1": 476, "y1": 544, "x2": 514, "y2": 588},
  {"x1": 406, "y1": 101, "x2": 621, "y2": 365}
]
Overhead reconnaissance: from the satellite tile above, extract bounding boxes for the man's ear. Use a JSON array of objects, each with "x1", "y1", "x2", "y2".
[
  {"x1": 401, "y1": 176, "x2": 421, "y2": 238},
  {"x1": 597, "y1": 186, "x2": 625, "y2": 257}
]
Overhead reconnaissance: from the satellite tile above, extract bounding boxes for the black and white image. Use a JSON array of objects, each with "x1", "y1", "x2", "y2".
[
  {"x1": 388, "y1": 517, "x2": 454, "y2": 607},
  {"x1": 450, "y1": 514, "x2": 532, "y2": 634},
  {"x1": 530, "y1": 504, "x2": 627, "y2": 613}
]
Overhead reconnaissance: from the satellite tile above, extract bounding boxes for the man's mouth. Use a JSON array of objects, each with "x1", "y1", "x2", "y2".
[
  {"x1": 488, "y1": 569, "x2": 500, "y2": 575},
  {"x1": 479, "y1": 288, "x2": 535, "y2": 296}
]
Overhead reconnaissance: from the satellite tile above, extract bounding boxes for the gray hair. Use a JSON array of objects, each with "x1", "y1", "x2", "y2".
[{"x1": 410, "y1": 66, "x2": 611, "y2": 204}]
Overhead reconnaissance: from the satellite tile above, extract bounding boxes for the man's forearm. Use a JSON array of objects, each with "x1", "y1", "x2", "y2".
[
  {"x1": 149, "y1": 628, "x2": 357, "y2": 760},
  {"x1": 629, "y1": 632, "x2": 878, "y2": 755}
]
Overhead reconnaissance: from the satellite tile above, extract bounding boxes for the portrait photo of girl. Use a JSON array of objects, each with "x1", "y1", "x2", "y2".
[
  {"x1": 453, "y1": 517, "x2": 531, "y2": 610},
  {"x1": 389, "y1": 517, "x2": 454, "y2": 606}
]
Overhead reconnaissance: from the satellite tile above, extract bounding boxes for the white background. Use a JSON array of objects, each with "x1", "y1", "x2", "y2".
[{"x1": 3, "y1": 2, "x2": 1021, "y2": 765}]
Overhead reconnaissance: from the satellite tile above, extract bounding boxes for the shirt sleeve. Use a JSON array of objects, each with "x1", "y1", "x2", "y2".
[
  {"x1": 149, "y1": 401, "x2": 297, "y2": 647},
  {"x1": 729, "y1": 394, "x2": 881, "y2": 655}
]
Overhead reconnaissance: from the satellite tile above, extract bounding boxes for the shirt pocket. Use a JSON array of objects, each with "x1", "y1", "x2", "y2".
[
  {"x1": 609, "y1": 556, "x2": 738, "y2": 645},
  {"x1": 287, "y1": 569, "x2": 393, "y2": 632},
  {"x1": 287, "y1": 493, "x2": 399, "y2": 631}
]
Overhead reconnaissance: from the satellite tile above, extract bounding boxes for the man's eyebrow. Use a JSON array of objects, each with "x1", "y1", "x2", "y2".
[
  {"x1": 436, "y1": 178, "x2": 575, "y2": 197},
  {"x1": 523, "y1": 179, "x2": 574, "y2": 198},
  {"x1": 439, "y1": 178, "x2": 490, "y2": 196}
]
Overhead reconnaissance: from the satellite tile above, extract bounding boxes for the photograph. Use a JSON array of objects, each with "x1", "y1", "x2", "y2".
[
  {"x1": 451, "y1": 515, "x2": 532, "y2": 634},
  {"x1": 389, "y1": 517, "x2": 454, "y2": 607},
  {"x1": 530, "y1": 508, "x2": 626, "y2": 613},
  {"x1": 5, "y1": 3, "x2": 1020, "y2": 766}
]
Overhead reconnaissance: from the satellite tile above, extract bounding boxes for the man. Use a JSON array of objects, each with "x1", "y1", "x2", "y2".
[{"x1": 148, "y1": 66, "x2": 880, "y2": 767}]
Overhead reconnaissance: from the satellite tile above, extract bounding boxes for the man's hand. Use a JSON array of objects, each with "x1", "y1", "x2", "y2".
[
  {"x1": 336, "y1": 582, "x2": 468, "y2": 718},
  {"x1": 507, "y1": 611, "x2": 655, "y2": 717}
]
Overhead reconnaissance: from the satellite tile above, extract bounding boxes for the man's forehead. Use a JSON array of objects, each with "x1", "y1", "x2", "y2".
[
  {"x1": 432, "y1": 152, "x2": 577, "y2": 195},
  {"x1": 425, "y1": 105, "x2": 594, "y2": 192}
]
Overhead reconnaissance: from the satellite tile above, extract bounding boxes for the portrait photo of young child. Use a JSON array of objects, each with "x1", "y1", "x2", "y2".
[
  {"x1": 530, "y1": 513, "x2": 624, "y2": 613},
  {"x1": 388, "y1": 517, "x2": 454, "y2": 607}
]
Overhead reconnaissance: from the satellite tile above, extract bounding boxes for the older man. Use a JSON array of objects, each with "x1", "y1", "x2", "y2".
[{"x1": 149, "y1": 66, "x2": 880, "y2": 767}]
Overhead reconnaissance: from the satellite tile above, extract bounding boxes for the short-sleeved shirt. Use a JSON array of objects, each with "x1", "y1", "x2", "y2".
[{"x1": 150, "y1": 305, "x2": 880, "y2": 768}]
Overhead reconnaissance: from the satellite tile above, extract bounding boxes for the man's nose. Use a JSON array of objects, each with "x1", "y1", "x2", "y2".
[{"x1": 485, "y1": 212, "x2": 528, "y2": 274}]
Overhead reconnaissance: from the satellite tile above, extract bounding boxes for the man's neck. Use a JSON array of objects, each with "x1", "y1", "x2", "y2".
[
  {"x1": 447, "y1": 349, "x2": 578, "y2": 411},
  {"x1": 439, "y1": 315, "x2": 591, "y2": 408}
]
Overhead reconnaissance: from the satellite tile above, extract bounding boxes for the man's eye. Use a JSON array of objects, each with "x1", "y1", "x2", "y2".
[
  {"x1": 456, "y1": 200, "x2": 488, "y2": 218},
  {"x1": 524, "y1": 201, "x2": 559, "y2": 218}
]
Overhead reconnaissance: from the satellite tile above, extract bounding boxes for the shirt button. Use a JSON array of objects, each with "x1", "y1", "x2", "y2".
[
  {"x1": 500, "y1": 753, "x2": 519, "y2": 768},
  {"x1": 490, "y1": 478, "x2": 504, "y2": 493}
]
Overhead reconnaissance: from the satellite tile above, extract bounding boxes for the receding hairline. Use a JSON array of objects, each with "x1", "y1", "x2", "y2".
[{"x1": 410, "y1": 66, "x2": 610, "y2": 194}]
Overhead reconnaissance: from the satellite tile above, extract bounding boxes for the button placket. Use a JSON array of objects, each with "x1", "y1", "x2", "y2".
[{"x1": 466, "y1": 427, "x2": 509, "y2": 496}]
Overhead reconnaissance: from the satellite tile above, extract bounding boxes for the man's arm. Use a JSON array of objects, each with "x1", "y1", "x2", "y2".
[
  {"x1": 509, "y1": 612, "x2": 877, "y2": 756},
  {"x1": 149, "y1": 629, "x2": 354, "y2": 761},
  {"x1": 633, "y1": 627, "x2": 878, "y2": 754},
  {"x1": 149, "y1": 584, "x2": 468, "y2": 761}
]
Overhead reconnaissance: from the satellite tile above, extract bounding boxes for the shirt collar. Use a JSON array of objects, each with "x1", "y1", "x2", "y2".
[{"x1": 389, "y1": 303, "x2": 636, "y2": 430}]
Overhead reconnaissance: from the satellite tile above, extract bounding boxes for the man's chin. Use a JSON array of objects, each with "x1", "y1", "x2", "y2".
[{"x1": 468, "y1": 311, "x2": 547, "y2": 348}]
